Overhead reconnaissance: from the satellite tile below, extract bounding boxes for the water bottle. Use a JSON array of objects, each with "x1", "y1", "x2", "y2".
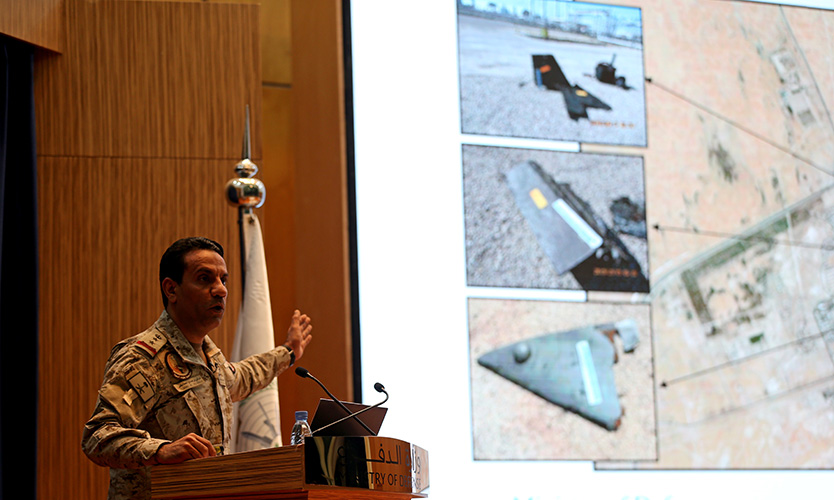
[{"x1": 290, "y1": 410, "x2": 313, "y2": 445}]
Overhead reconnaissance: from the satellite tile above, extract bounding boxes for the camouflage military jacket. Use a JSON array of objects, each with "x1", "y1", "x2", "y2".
[{"x1": 81, "y1": 311, "x2": 292, "y2": 500}]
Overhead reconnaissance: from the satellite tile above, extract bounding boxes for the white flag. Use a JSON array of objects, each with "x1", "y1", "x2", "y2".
[{"x1": 230, "y1": 213, "x2": 283, "y2": 452}]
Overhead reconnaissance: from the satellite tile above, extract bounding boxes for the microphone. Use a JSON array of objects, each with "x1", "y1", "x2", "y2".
[
  {"x1": 311, "y1": 381, "x2": 389, "y2": 436},
  {"x1": 295, "y1": 366, "x2": 376, "y2": 435}
]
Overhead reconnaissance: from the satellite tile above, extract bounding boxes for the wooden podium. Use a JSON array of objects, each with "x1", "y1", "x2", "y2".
[{"x1": 151, "y1": 436, "x2": 429, "y2": 500}]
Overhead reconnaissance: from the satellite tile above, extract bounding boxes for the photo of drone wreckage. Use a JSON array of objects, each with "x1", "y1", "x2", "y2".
[
  {"x1": 478, "y1": 317, "x2": 640, "y2": 431},
  {"x1": 532, "y1": 53, "x2": 632, "y2": 121},
  {"x1": 504, "y1": 160, "x2": 648, "y2": 293}
]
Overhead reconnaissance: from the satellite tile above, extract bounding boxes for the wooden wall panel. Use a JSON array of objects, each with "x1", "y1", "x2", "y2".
[
  {"x1": 138, "y1": 0, "x2": 292, "y2": 85},
  {"x1": 288, "y1": 0, "x2": 352, "y2": 422},
  {"x1": 0, "y1": 0, "x2": 64, "y2": 52},
  {"x1": 259, "y1": 85, "x2": 303, "y2": 438},
  {"x1": 34, "y1": 0, "x2": 262, "y2": 159},
  {"x1": 35, "y1": 0, "x2": 354, "y2": 496},
  {"x1": 261, "y1": 0, "x2": 293, "y2": 84},
  {"x1": 37, "y1": 156, "x2": 244, "y2": 500},
  {"x1": 260, "y1": 85, "x2": 296, "y2": 332},
  {"x1": 35, "y1": 2, "x2": 264, "y2": 499}
]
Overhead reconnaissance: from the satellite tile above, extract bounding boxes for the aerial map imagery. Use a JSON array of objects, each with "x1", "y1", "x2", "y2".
[{"x1": 460, "y1": 0, "x2": 834, "y2": 470}]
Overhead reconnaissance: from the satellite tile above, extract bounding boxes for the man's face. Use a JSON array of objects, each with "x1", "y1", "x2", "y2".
[{"x1": 167, "y1": 249, "x2": 229, "y2": 337}]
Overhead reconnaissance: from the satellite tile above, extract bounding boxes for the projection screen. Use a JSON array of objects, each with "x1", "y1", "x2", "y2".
[{"x1": 347, "y1": 1, "x2": 834, "y2": 498}]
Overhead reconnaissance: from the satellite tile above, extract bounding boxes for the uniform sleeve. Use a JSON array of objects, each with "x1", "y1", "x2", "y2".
[
  {"x1": 226, "y1": 346, "x2": 293, "y2": 403},
  {"x1": 81, "y1": 347, "x2": 170, "y2": 469}
]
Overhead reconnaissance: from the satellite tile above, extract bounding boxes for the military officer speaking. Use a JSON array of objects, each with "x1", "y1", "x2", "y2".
[{"x1": 82, "y1": 237, "x2": 313, "y2": 500}]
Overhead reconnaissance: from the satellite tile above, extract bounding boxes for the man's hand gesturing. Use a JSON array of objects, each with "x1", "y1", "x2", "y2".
[{"x1": 285, "y1": 310, "x2": 313, "y2": 361}]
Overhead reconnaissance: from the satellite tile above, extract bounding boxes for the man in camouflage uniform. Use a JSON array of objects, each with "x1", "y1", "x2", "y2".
[{"x1": 82, "y1": 237, "x2": 313, "y2": 500}]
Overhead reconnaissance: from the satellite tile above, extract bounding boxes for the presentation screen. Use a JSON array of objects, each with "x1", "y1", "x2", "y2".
[{"x1": 347, "y1": 1, "x2": 834, "y2": 499}]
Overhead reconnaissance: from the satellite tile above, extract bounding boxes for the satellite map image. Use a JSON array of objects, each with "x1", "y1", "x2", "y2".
[{"x1": 461, "y1": 0, "x2": 834, "y2": 469}]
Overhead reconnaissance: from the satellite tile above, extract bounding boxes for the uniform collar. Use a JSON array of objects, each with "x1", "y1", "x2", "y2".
[{"x1": 154, "y1": 310, "x2": 215, "y2": 367}]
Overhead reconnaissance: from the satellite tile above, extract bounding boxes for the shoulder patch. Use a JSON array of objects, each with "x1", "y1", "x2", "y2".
[
  {"x1": 126, "y1": 369, "x2": 155, "y2": 403},
  {"x1": 133, "y1": 329, "x2": 168, "y2": 358},
  {"x1": 166, "y1": 352, "x2": 192, "y2": 380}
]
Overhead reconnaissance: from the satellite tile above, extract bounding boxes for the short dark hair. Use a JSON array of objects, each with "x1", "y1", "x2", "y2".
[{"x1": 159, "y1": 237, "x2": 225, "y2": 307}]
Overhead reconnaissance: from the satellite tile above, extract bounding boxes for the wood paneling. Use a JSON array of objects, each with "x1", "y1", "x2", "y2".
[
  {"x1": 34, "y1": 0, "x2": 262, "y2": 159},
  {"x1": 260, "y1": 87, "x2": 296, "y2": 327},
  {"x1": 0, "y1": 0, "x2": 64, "y2": 52},
  {"x1": 37, "y1": 156, "x2": 245, "y2": 500},
  {"x1": 287, "y1": 0, "x2": 352, "y2": 425},
  {"x1": 136, "y1": 0, "x2": 292, "y2": 85},
  {"x1": 36, "y1": 0, "x2": 353, "y2": 497},
  {"x1": 261, "y1": 0, "x2": 293, "y2": 84},
  {"x1": 259, "y1": 86, "x2": 303, "y2": 438},
  {"x1": 35, "y1": 2, "x2": 265, "y2": 499}
]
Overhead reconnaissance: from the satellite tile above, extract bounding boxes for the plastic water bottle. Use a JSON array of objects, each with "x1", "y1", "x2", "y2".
[{"x1": 290, "y1": 410, "x2": 313, "y2": 445}]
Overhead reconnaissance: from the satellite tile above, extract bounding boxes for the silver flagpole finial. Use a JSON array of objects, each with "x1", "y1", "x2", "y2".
[{"x1": 226, "y1": 105, "x2": 265, "y2": 209}]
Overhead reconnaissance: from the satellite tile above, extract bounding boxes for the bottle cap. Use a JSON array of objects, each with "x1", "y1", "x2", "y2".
[{"x1": 295, "y1": 410, "x2": 308, "y2": 421}]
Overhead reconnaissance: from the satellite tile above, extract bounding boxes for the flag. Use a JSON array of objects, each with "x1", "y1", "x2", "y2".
[{"x1": 230, "y1": 212, "x2": 283, "y2": 452}]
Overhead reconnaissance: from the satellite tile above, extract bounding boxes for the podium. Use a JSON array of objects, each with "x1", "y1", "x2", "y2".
[{"x1": 151, "y1": 436, "x2": 429, "y2": 500}]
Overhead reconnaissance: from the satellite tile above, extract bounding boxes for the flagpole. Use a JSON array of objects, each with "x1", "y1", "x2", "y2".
[
  {"x1": 225, "y1": 107, "x2": 283, "y2": 451},
  {"x1": 225, "y1": 105, "x2": 265, "y2": 297},
  {"x1": 238, "y1": 206, "x2": 248, "y2": 291}
]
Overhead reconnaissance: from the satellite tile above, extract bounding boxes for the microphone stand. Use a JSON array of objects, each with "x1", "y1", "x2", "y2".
[
  {"x1": 312, "y1": 385, "x2": 389, "y2": 436},
  {"x1": 296, "y1": 367, "x2": 376, "y2": 435}
]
